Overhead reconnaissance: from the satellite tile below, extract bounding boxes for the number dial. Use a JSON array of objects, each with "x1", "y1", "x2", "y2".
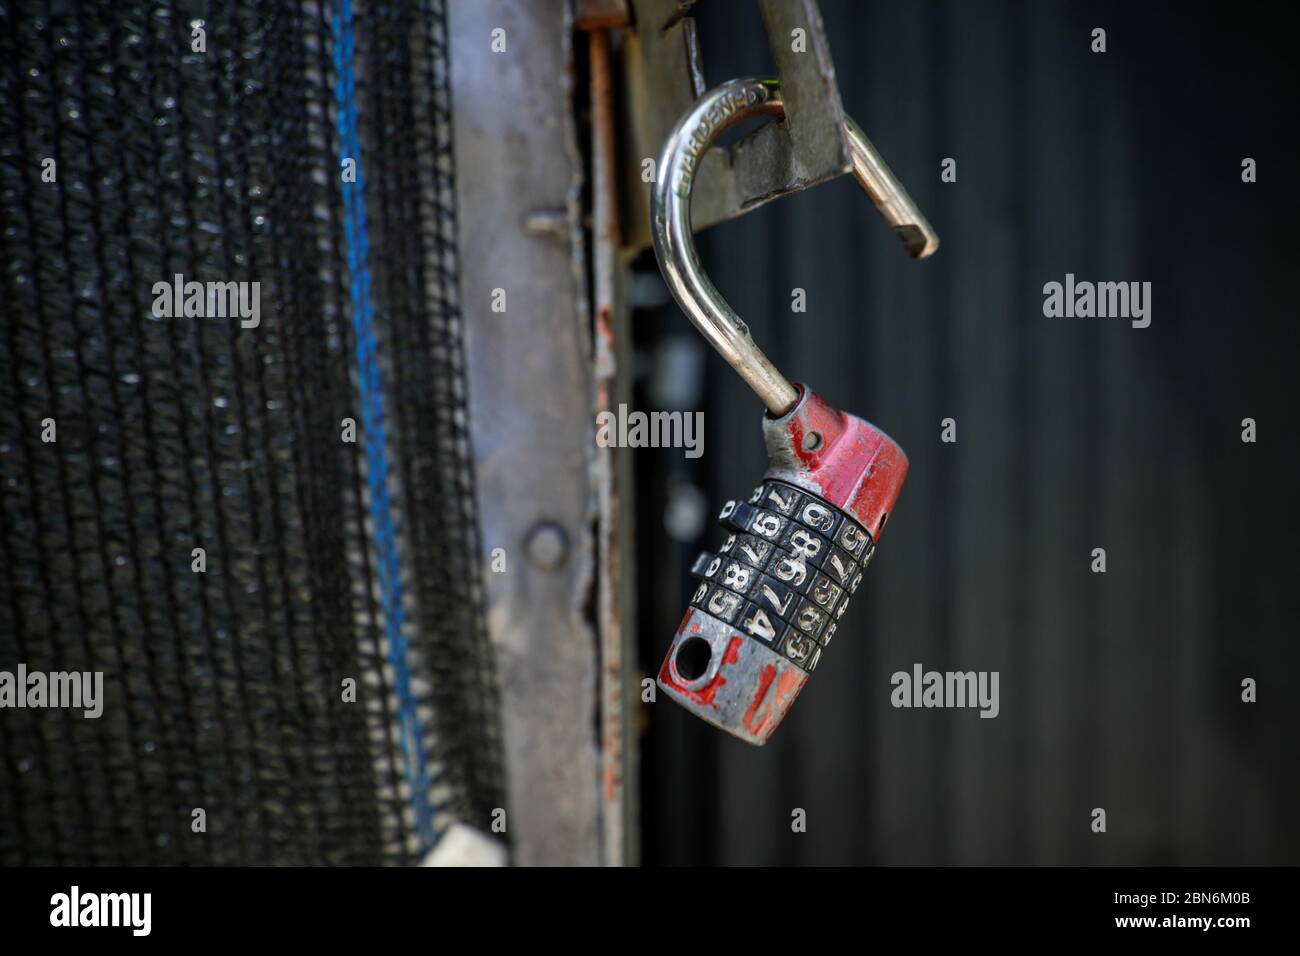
[
  {"x1": 689, "y1": 482, "x2": 877, "y2": 673},
  {"x1": 718, "y1": 533, "x2": 776, "y2": 574},
  {"x1": 761, "y1": 480, "x2": 867, "y2": 550}
]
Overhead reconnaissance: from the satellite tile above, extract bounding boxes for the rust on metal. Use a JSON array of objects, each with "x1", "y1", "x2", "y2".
[
  {"x1": 576, "y1": 0, "x2": 630, "y2": 31},
  {"x1": 590, "y1": 26, "x2": 635, "y2": 865}
]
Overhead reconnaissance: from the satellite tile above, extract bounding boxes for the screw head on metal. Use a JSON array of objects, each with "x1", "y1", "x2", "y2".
[{"x1": 525, "y1": 522, "x2": 568, "y2": 570}]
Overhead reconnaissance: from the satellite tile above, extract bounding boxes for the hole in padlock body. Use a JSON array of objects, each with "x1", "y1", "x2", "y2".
[{"x1": 675, "y1": 636, "x2": 712, "y2": 681}]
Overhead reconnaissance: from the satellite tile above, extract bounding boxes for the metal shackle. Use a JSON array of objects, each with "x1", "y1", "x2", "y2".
[{"x1": 651, "y1": 77, "x2": 939, "y2": 416}]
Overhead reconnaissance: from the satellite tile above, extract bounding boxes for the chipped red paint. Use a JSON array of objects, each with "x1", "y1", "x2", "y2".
[
  {"x1": 776, "y1": 388, "x2": 907, "y2": 540},
  {"x1": 742, "y1": 665, "x2": 805, "y2": 741},
  {"x1": 721, "y1": 639, "x2": 741, "y2": 666},
  {"x1": 742, "y1": 664, "x2": 778, "y2": 734},
  {"x1": 658, "y1": 631, "x2": 744, "y2": 711},
  {"x1": 785, "y1": 385, "x2": 846, "y2": 471}
]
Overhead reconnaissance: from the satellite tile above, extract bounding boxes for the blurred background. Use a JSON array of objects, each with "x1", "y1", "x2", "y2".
[{"x1": 635, "y1": 0, "x2": 1300, "y2": 864}]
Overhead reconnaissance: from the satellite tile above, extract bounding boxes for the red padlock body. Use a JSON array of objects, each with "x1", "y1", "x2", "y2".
[
  {"x1": 761, "y1": 385, "x2": 908, "y2": 543},
  {"x1": 657, "y1": 386, "x2": 908, "y2": 744}
]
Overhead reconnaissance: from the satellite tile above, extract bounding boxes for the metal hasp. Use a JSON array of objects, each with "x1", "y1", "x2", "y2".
[
  {"x1": 651, "y1": 76, "x2": 939, "y2": 415},
  {"x1": 622, "y1": 0, "x2": 861, "y2": 246}
]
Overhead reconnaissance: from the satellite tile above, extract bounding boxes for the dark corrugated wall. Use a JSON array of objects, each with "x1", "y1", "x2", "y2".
[{"x1": 639, "y1": 0, "x2": 1299, "y2": 865}]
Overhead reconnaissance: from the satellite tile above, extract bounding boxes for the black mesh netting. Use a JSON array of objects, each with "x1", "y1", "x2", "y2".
[{"x1": 0, "y1": 0, "x2": 505, "y2": 865}]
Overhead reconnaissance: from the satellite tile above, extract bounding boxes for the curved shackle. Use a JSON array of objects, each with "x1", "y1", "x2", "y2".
[{"x1": 651, "y1": 77, "x2": 940, "y2": 416}]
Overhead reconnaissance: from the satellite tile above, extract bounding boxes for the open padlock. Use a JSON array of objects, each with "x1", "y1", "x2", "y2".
[{"x1": 652, "y1": 77, "x2": 938, "y2": 744}]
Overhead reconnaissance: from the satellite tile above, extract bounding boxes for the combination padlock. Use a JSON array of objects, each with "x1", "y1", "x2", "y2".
[{"x1": 651, "y1": 77, "x2": 938, "y2": 744}]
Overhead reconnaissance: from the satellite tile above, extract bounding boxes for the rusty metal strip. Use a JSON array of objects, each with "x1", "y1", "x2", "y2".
[{"x1": 589, "y1": 25, "x2": 639, "y2": 867}]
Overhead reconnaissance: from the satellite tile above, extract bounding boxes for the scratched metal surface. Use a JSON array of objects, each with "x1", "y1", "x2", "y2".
[
  {"x1": 638, "y1": 0, "x2": 1300, "y2": 865},
  {"x1": 450, "y1": 0, "x2": 603, "y2": 866}
]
